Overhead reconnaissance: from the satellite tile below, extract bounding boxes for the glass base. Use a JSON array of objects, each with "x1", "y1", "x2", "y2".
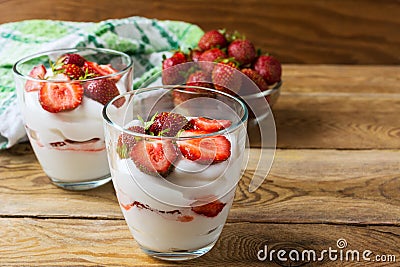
[
  {"x1": 49, "y1": 174, "x2": 111, "y2": 191},
  {"x1": 140, "y1": 240, "x2": 217, "y2": 261}
]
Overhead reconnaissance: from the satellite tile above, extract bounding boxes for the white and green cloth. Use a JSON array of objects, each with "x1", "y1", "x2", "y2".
[{"x1": 0, "y1": 16, "x2": 203, "y2": 149}]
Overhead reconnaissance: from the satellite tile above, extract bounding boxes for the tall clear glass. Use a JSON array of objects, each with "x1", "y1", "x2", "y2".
[
  {"x1": 103, "y1": 86, "x2": 248, "y2": 260},
  {"x1": 13, "y1": 48, "x2": 133, "y2": 190}
]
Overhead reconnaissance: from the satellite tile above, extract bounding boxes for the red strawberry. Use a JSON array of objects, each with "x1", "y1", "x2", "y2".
[
  {"x1": 84, "y1": 78, "x2": 120, "y2": 105},
  {"x1": 116, "y1": 126, "x2": 146, "y2": 159},
  {"x1": 130, "y1": 139, "x2": 178, "y2": 177},
  {"x1": 61, "y1": 64, "x2": 85, "y2": 80},
  {"x1": 199, "y1": 48, "x2": 227, "y2": 73},
  {"x1": 172, "y1": 71, "x2": 215, "y2": 106},
  {"x1": 191, "y1": 199, "x2": 226, "y2": 217},
  {"x1": 83, "y1": 61, "x2": 120, "y2": 79},
  {"x1": 188, "y1": 117, "x2": 232, "y2": 132},
  {"x1": 25, "y1": 64, "x2": 46, "y2": 92},
  {"x1": 39, "y1": 82, "x2": 83, "y2": 113},
  {"x1": 148, "y1": 112, "x2": 188, "y2": 137},
  {"x1": 198, "y1": 30, "x2": 227, "y2": 50},
  {"x1": 189, "y1": 48, "x2": 203, "y2": 62},
  {"x1": 240, "y1": 68, "x2": 269, "y2": 94},
  {"x1": 186, "y1": 70, "x2": 213, "y2": 89},
  {"x1": 199, "y1": 48, "x2": 226, "y2": 63},
  {"x1": 228, "y1": 39, "x2": 256, "y2": 66},
  {"x1": 177, "y1": 129, "x2": 231, "y2": 164},
  {"x1": 211, "y1": 60, "x2": 242, "y2": 95},
  {"x1": 253, "y1": 55, "x2": 282, "y2": 85},
  {"x1": 161, "y1": 51, "x2": 188, "y2": 85},
  {"x1": 61, "y1": 53, "x2": 86, "y2": 67}
]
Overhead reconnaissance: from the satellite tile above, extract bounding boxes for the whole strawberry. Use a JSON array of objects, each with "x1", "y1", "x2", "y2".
[
  {"x1": 199, "y1": 48, "x2": 226, "y2": 73},
  {"x1": 60, "y1": 64, "x2": 85, "y2": 80},
  {"x1": 254, "y1": 55, "x2": 282, "y2": 85},
  {"x1": 148, "y1": 112, "x2": 188, "y2": 137},
  {"x1": 61, "y1": 53, "x2": 86, "y2": 67},
  {"x1": 186, "y1": 70, "x2": 213, "y2": 89},
  {"x1": 240, "y1": 68, "x2": 269, "y2": 94},
  {"x1": 84, "y1": 78, "x2": 119, "y2": 105},
  {"x1": 199, "y1": 48, "x2": 226, "y2": 63},
  {"x1": 162, "y1": 51, "x2": 188, "y2": 85},
  {"x1": 189, "y1": 48, "x2": 203, "y2": 62},
  {"x1": 211, "y1": 60, "x2": 242, "y2": 95},
  {"x1": 172, "y1": 70, "x2": 215, "y2": 105},
  {"x1": 228, "y1": 39, "x2": 256, "y2": 66},
  {"x1": 198, "y1": 30, "x2": 227, "y2": 51}
]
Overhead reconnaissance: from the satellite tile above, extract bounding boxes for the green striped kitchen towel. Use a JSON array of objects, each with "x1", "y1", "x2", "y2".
[{"x1": 0, "y1": 16, "x2": 203, "y2": 149}]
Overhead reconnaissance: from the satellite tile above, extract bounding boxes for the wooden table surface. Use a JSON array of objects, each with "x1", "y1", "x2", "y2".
[{"x1": 1, "y1": 65, "x2": 399, "y2": 266}]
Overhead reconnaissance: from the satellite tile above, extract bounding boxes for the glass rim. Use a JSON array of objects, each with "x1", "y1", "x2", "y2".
[
  {"x1": 102, "y1": 85, "x2": 249, "y2": 140},
  {"x1": 12, "y1": 47, "x2": 133, "y2": 83}
]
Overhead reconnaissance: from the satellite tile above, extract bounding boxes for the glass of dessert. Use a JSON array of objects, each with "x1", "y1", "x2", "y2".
[
  {"x1": 103, "y1": 85, "x2": 248, "y2": 260},
  {"x1": 13, "y1": 48, "x2": 133, "y2": 190}
]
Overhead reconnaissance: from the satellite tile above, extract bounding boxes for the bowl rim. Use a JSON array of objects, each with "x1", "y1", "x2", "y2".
[{"x1": 240, "y1": 80, "x2": 282, "y2": 100}]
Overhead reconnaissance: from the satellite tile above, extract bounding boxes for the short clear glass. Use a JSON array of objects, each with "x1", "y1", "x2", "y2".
[
  {"x1": 13, "y1": 48, "x2": 133, "y2": 190},
  {"x1": 103, "y1": 86, "x2": 248, "y2": 260}
]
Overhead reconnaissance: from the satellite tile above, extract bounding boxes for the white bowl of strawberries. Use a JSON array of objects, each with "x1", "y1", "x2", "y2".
[{"x1": 157, "y1": 29, "x2": 282, "y2": 118}]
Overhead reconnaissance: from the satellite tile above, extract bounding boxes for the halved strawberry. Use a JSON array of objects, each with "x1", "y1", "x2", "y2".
[
  {"x1": 116, "y1": 126, "x2": 146, "y2": 159},
  {"x1": 39, "y1": 82, "x2": 83, "y2": 113},
  {"x1": 25, "y1": 64, "x2": 46, "y2": 92},
  {"x1": 130, "y1": 139, "x2": 178, "y2": 177},
  {"x1": 83, "y1": 61, "x2": 120, "y2": 81},
  {"x1": 177, "y1": 130, "x2": 231, "y2": 164},
  {"x1": 191, "y1": 200, "x2": 226, "y2": 217},
  {"x1": 188, "y1": 117, "x2": 231, "y2": 132}
]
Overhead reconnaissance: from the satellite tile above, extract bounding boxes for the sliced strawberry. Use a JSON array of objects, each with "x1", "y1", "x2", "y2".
[
  {"x1": 39, "y1": 82, "x2": 83, "y2": 113},
  {"x1": 25, "y1": 64, "x2": 46, "y2": 92},
  {"x1": 188, "y1": 117, "x2": 231, "y2": 132},
  {"x1": 130, "y1": 139, "x2": 178, "y2": 177},
  {"x1": 177, "y1": 130, "x2": 231, "y2": 164},
  {"x1": 83, "y1": 61, "x2": 120, "y2": 81},
  {"x1": 191, "y1": 200, "x2": 226, "y2": 217},
  {"x1": 84, "y1": 78, "x2": 119, "y2": 105},
  {"x1": 116, "y1": 126, "x2": 145, "y2": 159}
]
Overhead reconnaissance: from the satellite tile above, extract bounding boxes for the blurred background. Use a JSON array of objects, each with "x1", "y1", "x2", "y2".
[{"x1": 0, "y1": 0, "x2": 399, "y2": 65}]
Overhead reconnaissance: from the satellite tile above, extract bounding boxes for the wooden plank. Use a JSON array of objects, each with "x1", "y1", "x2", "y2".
[
  {"x1": 1, "y1": 218, "x2": 398, "y2": 266},
  {"x1": 1, "y1": 144, "x2": 399, "y2": 225},
  {"x1": 282, "y1": 65, "x2": 400, "y2": 94},
  {"x1": 0, "y1": 0, "x2": 400, "y2": 64},
  {"x1": 273, "y1": 91, "x2": 400, "y2": 149}
]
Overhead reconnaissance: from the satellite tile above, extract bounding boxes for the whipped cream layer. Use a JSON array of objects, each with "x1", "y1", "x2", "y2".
[{"x1": 110, "y1": 119, "x2": 247, "y2": 252}]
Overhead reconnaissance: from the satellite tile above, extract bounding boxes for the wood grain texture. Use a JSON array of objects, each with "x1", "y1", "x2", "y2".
[
  {"x1": 1, "y1": 218, "x2": 398, "y2": 266},
  {"x1": 283, "y1": 65, "x2": 400, "y2": 94},
  {"x1": 0, "y1": 0, "x2": 400, "y2": 64},
  {"x1": 1, "y1": 143, "x2": 399, "y2": 225},
  {"x1": 273, "y1": 91, "x2": 400, "y2": 149}
]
